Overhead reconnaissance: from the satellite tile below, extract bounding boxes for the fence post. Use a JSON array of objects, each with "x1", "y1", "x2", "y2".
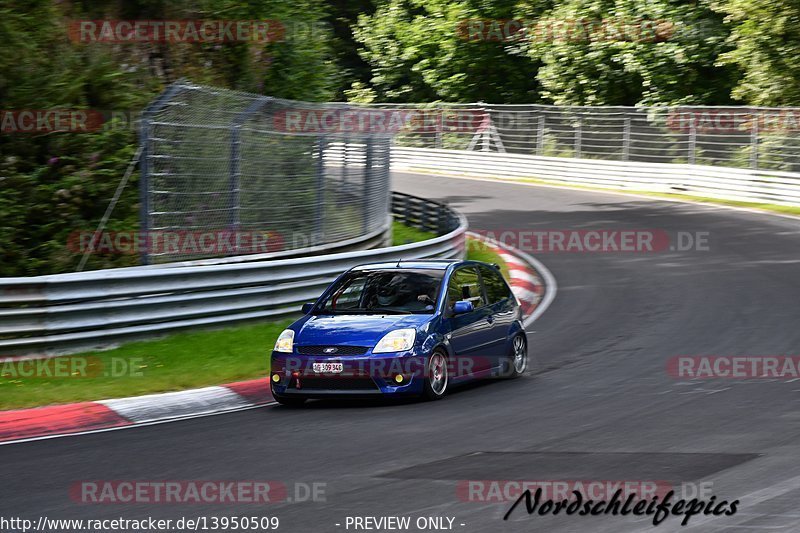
[
  {"x1": 750, "y1": 114, "x2": 759, "y2": 169},
  {"x1": 537, "y1": 114, "x2": 545, "y2": 155},
  {"x1": 363, "y1": 138, "x2": 374, "y2": 234},
  {"x1": 575, "y1": 115, "x2": 582, "y2": 158},
  {"x1": 138, "y1": 117, "x2": 151, "y2": 266},
  {"x1": 138, "y1": 81, "x2": 185, "y2": 265},
  {"x1": 229, "y1": 96, "x2": 272, "y2": 255},
  {"x1": 623, "y1": 115, "x2": 631, "y2": 161},
  {"x1": 435, "y1": 106, "x2": 443, "y2": 149},
  {"x1": 315, "y1": 136, "x2": 326, "y2": 245},
  {"x1": 688, "y1": 120, "x2": 697, "y2": 165}
]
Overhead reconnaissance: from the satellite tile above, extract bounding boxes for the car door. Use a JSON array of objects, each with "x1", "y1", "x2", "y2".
[
  {"x1": 478, "y1": 265, "x2": 517, "y2": 369},
  {"x1": 446, "y1": 266, "x2": 492, "y2": 377}
]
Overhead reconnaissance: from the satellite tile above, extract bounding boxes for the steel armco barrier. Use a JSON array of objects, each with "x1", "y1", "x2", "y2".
[
  {"x1": 392, "y1": 147, "x2": 800, "y2": 207},
  {"x1": 0, "y1": 193, "x2": 466, "y2": 356}
]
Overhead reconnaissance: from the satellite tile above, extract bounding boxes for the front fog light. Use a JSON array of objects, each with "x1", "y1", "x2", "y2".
[
  {"x1": 274, "y1": 329, "x2": 294, "y2": 353},
  {"x1": 272, "y1": 373, "x2": 281, "y2": 383},
  {"x1": 373, "y1": 328, "x2": 416, "y2": 353},
  {"x1": 394, "y1": 374, "x2": 404, "y2": 383}
]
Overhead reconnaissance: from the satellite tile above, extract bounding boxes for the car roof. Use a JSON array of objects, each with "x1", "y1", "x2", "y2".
[{"x1": 349, "y1": 259, "x2": 493, "y2": 271}]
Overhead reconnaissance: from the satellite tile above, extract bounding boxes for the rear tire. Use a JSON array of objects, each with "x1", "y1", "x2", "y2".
[{"x1": 422, "y1": 350, "x2": 449, "y2": 401}]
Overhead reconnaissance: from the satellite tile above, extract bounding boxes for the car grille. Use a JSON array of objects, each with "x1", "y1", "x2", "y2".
[
  {"x1": 296, "y1": 345, "x2": 369, "y2": 355},
  {"x1": 295, "y1": 376, "x2": 378, "y2": 391}
]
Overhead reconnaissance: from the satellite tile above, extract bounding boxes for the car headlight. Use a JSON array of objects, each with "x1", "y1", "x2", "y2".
[
  {"x1": 373, "y1": 328, "x2": 416, "y2": 353},
  {"x1": 274, "y1": 329, "x2": 295, "y2": 353}
]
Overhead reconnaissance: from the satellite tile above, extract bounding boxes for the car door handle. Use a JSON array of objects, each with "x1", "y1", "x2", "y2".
[{"x1": 486, "y1": 315, "x2": 494, "y2": 324}]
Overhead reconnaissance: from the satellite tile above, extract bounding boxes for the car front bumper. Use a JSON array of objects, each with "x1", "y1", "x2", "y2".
[{"x1": 270, "y1": 351, "x2": 427, "y2": 398}]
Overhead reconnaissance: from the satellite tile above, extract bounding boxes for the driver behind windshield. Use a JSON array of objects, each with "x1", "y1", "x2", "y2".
[{"x1": 323, "y1": 270, "x2": 442, "y2": 314}]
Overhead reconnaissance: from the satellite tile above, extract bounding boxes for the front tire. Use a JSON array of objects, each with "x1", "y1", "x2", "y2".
[
  {"x1": 506, "y1": 334, "x2": 528, "y2": 378},
  {"x1": 422, "y1": 350, "x2": 449, "y2": 400}
]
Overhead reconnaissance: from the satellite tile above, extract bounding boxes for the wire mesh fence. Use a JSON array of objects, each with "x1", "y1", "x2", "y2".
[
  {"x1": 140, "y1": 86, "x2": 800, "y2": 264},
  {"x1": 140, "y1": 82, "x2": 392, "y2": 264},
  {"x1": 368, "y1": 103, "x2": 800, "y2": 173}
]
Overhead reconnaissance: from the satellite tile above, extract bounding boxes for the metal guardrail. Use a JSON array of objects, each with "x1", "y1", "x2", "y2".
[
  {"x1": 393, "y1": 147, "x2": 800, "y2": 207},
  {"x1": 0, "y1": 193, "x2": 466, "y2": 356}
]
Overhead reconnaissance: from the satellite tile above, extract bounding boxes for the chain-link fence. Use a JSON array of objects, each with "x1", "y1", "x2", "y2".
[
  {"x1": 139, "y1": 82, "x2": 392, "y2": 264},
  {"x1": 368, "y1": 103, "x2": 800, "y2": 173}
]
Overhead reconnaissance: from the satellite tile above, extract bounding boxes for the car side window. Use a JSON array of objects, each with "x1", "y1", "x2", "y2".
[
  {"x1": 447, "y1": 267, "x2": 487, "y2": 309},
  {"x1": 479, "y1": 266, "x2": 512, "y2": 305}
]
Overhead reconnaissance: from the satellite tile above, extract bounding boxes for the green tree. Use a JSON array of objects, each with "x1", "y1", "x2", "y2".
[
  {"x1": 715, "y1": 0, "x2": 800, "y2": 106},
  {"x1": 0, "y1": 0, "x2": 338, "y2": 276},
  {"x1": 353, "y1": 0, "x2": 543, "y2": 102},
  {"x1": 527, "y1": 0, "x2": 737, "y2": 105}
]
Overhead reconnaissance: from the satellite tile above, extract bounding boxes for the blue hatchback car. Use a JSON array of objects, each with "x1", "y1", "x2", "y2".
[{"x1": 269, "y1": 259, "x2": 527, "y2": 405}]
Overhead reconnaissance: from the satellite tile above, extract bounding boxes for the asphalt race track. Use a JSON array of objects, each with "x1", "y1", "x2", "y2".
[{"x1": 2, "y1": 172, "x2": 800, "y2": 532}]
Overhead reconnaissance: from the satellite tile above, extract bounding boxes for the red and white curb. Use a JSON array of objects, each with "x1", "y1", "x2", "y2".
[
  {"x1": 0, "y1": 378, "x2": 273, "y2": 445},
  {"x1": 0, "y1": 242, "x2": 554, "y2": 446}
]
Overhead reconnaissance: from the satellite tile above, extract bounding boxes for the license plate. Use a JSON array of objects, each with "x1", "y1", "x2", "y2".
[{"x1": 313, "y1": 362, "x2": 344, "y2": 373}]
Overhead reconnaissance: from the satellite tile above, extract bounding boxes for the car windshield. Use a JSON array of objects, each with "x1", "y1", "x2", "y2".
[{"x1": 317, "y1": 269, "x2": 444, "y2": 315}]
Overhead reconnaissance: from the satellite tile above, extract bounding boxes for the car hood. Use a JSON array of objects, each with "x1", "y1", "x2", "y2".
[{"x1": 295, "y1": 313, "x2": 432, "y2": 347}]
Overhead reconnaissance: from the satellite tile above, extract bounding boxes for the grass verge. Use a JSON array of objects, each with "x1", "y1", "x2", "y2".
[
  {"x1": 392, "y1": 220, "x2": 437, "y2": 245},
  {"x1": 0, "y1": 223, "x2": 509, "y2": 410}
]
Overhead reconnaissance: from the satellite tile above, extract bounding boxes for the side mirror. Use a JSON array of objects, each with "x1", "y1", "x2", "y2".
[
  {"x1": 453, "y1": 300, "x2": 474, "y2": 315},
  {"x1": 301, "y1": 302, "x2": 315, "y2": 314}
]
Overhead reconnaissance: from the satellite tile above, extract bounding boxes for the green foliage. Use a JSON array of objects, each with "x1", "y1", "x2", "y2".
[
  {"x1": 715, "y1": 0, "x2": 800, "y2": 106},
  {"x1": 528, "y1": 0, "x2": 737, "y2": 105},
  {"x1": 353, "y1": 0, "x2": 541, "y2": 102},
  {"x1": 0, "y1": 0, "x2": 337, "y2": 276},
  {"x1": 4, "y1": 0, "x2": 800, "y2": 276}
]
